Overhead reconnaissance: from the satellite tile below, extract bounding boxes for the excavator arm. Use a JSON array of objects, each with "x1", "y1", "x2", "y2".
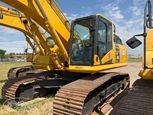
[
  {"x1": 0, "y1": 0, "x2": 70, "y2": 62},
  {"x1": 0, "y1": 5, "x2": 46, "y2": 54},
  {"x1": 0, "y1": 5, "x2": 32, "y2": 38},
  {"x1": 0, "y1": 5, "x2": 64, "y2": 70}
]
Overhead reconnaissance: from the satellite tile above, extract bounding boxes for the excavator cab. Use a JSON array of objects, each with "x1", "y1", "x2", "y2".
[{"x1": 70, "y1": 14, "x2": 113, "y2": 66}]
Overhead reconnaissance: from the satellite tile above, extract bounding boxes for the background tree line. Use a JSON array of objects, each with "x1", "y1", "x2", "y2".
[{"x1": 0, "y1": 49, "x2": 30, "y2": 58}]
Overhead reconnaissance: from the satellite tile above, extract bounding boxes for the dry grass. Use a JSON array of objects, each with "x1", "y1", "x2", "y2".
[{"x1": 0, "y1": 62, "x2": 53, "y2": 115}]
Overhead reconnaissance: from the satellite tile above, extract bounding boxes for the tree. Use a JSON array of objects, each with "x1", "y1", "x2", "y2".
[
  {"x1": 0, "y1": 49, "x2": 6, "y2": 58},
  {"x1": 4, "y1": 52, "x2": 14, "y2": 58}
]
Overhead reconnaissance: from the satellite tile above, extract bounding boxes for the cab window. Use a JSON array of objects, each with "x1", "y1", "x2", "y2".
[{"x1": 97, "y1": 21, "x2": 107, "y2": 59}]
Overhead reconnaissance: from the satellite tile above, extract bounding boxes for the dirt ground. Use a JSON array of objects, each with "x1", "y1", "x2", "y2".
[
  {"x1": 106, "y1": 62, "x2": 141, "y2": 87},
  {"x1": 106, "y1": 62, "x2": 153, "y2": 115},
  {"x1": 103, "y1": 62, "x2": 142, "y2": 115}
]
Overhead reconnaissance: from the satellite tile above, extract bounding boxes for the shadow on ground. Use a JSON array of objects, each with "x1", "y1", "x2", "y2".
[
  {"x1": 110, "y1": 79, "x2": 153, "y2": 115},
  {"x1": 0, "y1": 98, "x2": 4, "y2": 106}
]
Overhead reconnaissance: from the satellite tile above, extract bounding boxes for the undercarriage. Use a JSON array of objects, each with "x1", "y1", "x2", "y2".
[
  {"x1": 7, "y1": 65, "x2": 34, "y2": 79},
  {"x1": 2, "y1": 70, "x2": 130, "y2": 115},
  {"x1": 53, "y1": 72, "x2": 129, "y2": 115}
]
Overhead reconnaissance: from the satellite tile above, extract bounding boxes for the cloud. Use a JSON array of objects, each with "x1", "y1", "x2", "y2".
[
  {"x1": 0, "y1": 26, "x2": 34, "y2": 53},
  {"x1": 64, "y1": 12, "x2": 92, "y2": 22},
  {"x1": 133, "y1": 0, "x2": 146, "y2": 5},
  {"x1": 0, "y1": 36, "x2": 9, "y2": 41},
  {"x1": 0, "y1": 40, "x2": 27, "y2": 53},
  {"x1": 0, "y1": 26, "x2": 21, "y2": 36},
  {"x1": 130, "y1": 6, "x2": 141, "y2": 16},
  {"x1": 103, "y1": 1, "x2": 124, "y2": 22},
  {"x1": 64, "y1": 13, "x2": 78, "y2": 21}
]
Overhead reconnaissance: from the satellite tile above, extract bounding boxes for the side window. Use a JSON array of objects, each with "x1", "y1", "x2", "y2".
[
  {"x1": 107, "y1": 24, "x2": 112, "y2": 51},
  {"x1": 98, "y1": 21, "x2": 106, "y2": 43},
  {"x1": 114, "y1": 35, "x2": 122, "y2": 45},
  {"x1": 97, "y1": 21, "x2": 107, "y2": 59},
  {"x1": 107, "y1": 25, "x2": 112, "y2": 43}
]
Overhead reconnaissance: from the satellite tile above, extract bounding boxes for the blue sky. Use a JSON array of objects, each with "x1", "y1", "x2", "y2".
[{"x1": 0, "y1": 0, "x2": 146, "y2": 55}]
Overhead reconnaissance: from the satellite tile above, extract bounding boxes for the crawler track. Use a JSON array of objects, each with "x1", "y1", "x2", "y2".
[
  {"x1": 53, "y1": 72, "x2": 129, "y2": 115},
  {"x1": 7, "y1": 65, "x2": 33, "y2": 79},
  {"x1": 115, "y1": 79, "x2": 153, "y2": 115},
  {"x1": 2, "y1": 70, "x2": 63, "y2": 101}
]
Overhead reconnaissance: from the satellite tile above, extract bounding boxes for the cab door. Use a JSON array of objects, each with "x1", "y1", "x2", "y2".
[{"x1": 96, "y1": 16, "x2": 112, "y2": 64}]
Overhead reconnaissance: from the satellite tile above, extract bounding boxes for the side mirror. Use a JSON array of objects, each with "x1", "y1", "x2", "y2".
[
  {"x1": 24, "y1": 48, "x2": 28, "y2": 53},
  {"x1": 0, "y1": 14, "x2": 3, "y2": 19},
  {"x1": 126, "y1": 36, "x2": 142, "y2": 49}
]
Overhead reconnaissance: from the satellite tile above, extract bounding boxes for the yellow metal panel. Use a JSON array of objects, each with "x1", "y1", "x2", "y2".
[
  {"x1": 32, "y1": 64, "x2": 54, "y2": 70},
  {"x1": 145, "y1": 51, "x2": 153, "y2": 67},
  {"x1": 101, "y1": 50, "x2": 114, "y2": 64},
  {"x1": 139, "y1": 69, "x2": 153, "y2": 80},
  {"x1": 33, "y1": 55, "x2": 53, "y2": 64},
  {"x1": 138, "y1": 29, "x2": 153, "y2": 80},
  {"x1": 146, "y1": 29, "x2": 153, "y2": 51},
  {"x1": 68, "y1": 62, "x2": 127, "y2": 73},
  {"x1": 118, "y1": 44, "x2": 128, "y2": 63},
  {"x1": 0, "y1": 12, "x2": 32, "y2": 38},
  {"x1": 32, "y1": 55, "x2": 55, "y2": 70},
  {"x1": 142, "y1": 51, "x2": 153, "y2": 68},
  {"x1": 93, "y1": 54, "x2": 100, "y2": 65},
  {"x1": 112, "y1": 40, "x2": 116, "y2": 63},
  {"x1": 101, "y1": 43, "x2": 128, "y2": 64},
  {"x1": 141, "y1": 29, "x2": 153, "y2": 69}
]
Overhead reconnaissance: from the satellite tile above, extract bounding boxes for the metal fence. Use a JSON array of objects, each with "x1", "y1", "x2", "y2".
[{"x1": 0, "y1": 58, "x2": 26, "y2": 62}]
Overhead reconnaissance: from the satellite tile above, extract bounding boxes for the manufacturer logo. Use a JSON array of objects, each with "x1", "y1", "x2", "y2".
[{"x1": 122, "y1": 50, "x2": 125, "y2": 55}]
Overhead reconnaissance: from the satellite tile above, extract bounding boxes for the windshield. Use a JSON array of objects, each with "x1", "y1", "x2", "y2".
[{"x1": 70, "y1": 17, "x2": 95, "y2": 65}]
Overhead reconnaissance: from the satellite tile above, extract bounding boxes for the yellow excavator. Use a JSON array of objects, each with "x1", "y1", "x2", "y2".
[
  {"x1": 0, "y1": 0, "x2": 129, "y2": 114},
  {"x1": 126, "y1": 0, "x2": 153, "y2": 80},
  {"x1": 114, "y1": 0, "x2": 153, "y2": 114},
  {"x1": 125, "y1": 0, "x2": 153, "y2": 80},
  {"x1": 0, "y1": 5, "x2": 63, "y2": 79},
  {"x1": 0, "y1": 5, "x2": 42, "y2": 78}
]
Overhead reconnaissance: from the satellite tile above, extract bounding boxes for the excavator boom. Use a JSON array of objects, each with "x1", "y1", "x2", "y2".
[
  {"x1": 0, "y1": 5, "x2": 32, "y2": 38},
  {"x1": 0, "y1": 5, "x2": 66, "y2": 80},
  {"x1": 0, "y1": 5, "x2": 46, "y2": 54},
  {"x1": 0, "y1": 0, "x2": 70, "y2": 62}
]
